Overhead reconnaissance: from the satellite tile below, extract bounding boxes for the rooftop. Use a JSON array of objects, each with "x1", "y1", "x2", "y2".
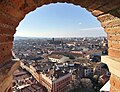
[{"x1": 48, "y1": 54, "x2": 63, "y2": 59}]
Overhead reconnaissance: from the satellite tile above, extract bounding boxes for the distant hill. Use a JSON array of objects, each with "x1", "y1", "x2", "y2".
[
  {"x1": 14, "y1": 36, "x2": 51, "y2": 40},
  {"x1": 14, "y1": 36, "x2": 30, "y2": 40}
]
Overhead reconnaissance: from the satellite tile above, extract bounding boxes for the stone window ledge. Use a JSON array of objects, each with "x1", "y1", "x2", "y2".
[{"x1": 101, "y1": 56, "x2": 120, "y2": 77}]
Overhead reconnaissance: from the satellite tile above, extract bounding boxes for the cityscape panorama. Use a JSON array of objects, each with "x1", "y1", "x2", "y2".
[{"x1": 12, "y1": 3, "x2": 109, "y2": 92}]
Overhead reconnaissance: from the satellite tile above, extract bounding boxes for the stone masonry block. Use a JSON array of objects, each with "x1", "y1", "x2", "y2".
[
  {"x1": 110, "y1": 74, "x2": 120, "y2": 91},
  {"x1": 109, "y1": 49, "x2": 120, "y2": 58}
]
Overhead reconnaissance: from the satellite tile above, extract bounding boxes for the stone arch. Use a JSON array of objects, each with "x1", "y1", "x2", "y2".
[{"x1": 0, "y1": 0, "x2": 120, "y2": 92}]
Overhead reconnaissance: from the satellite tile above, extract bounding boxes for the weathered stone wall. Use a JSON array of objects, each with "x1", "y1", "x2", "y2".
[{"x1": 0, "y1": 0, "x2": 120, "y2": 92}]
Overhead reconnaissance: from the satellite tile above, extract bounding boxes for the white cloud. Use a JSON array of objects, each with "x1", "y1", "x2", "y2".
[
  {"x1": 78, "y1": 22, "x2": 82, "y2": 25},
  {"x1": 14, "y1": 26, "x2": 106, "y2": 38},
  {"x1": 79, "y1": 27, "x2": 104, "y2": 31}
]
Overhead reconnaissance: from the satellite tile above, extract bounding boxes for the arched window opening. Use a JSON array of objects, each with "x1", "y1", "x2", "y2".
[{"x1": 12, "y1": 3, "x2": 110, "y2": 92}]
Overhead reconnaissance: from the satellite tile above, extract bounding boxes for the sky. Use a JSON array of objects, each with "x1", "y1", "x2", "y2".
[{"x1": 14, "y1": 3, "x2": 106, "y2": 38}]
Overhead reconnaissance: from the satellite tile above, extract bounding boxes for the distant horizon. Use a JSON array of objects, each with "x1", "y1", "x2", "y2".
[
  {"x1": 14, "y1": 35, "x2": 107, "y2": 38},
  {"x1": 14, "y1": 31, "x2": 107, "y2": 38}
]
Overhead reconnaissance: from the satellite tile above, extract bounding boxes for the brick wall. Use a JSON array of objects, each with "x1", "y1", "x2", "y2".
[
  {"x1": 0, "y1": 0, "x2": 120, "y2": 92},
  {"x1": 110, "y1": 74, "x2": 120, "y2": 92},
  {"x1": 97, "y1": 13, "x2": 120, "y2": 58}
]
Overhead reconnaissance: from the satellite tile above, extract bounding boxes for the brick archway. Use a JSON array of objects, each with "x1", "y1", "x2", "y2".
[{"x1": 0, "y1": 0, "x2": 120, "y2": 92}]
